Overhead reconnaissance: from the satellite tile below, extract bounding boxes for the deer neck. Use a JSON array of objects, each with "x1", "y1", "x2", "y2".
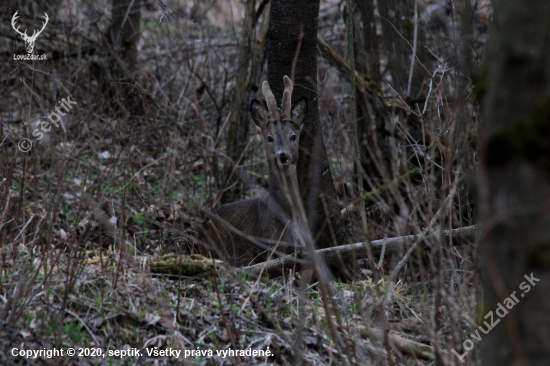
[{"x1": 267, "y1": 163, "x2": 299, "y2": 216}]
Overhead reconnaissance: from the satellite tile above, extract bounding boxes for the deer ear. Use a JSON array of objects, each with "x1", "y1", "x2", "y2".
[
  {"x1": 291, "y1": 97, "x2": 308, "y2": 130},
  {"x1": 251, "y1": 99, "x2": 269, "y2": 130}
]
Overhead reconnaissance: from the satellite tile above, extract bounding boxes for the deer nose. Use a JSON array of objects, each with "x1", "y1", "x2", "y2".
[{"x1": 279, "y1": 153, "x2": 288, "y2": 164}]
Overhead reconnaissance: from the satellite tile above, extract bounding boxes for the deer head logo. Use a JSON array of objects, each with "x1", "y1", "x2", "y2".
[{"x1": 11, "y1": 11, "x2": 49, "y2": 54}]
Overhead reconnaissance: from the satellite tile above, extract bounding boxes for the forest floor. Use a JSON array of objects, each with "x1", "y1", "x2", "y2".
[{"x1": 1, "y1": 245, "x2": 459, "y2": 365}]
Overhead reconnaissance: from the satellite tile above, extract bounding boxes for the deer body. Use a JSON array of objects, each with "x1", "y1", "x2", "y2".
[{"x1": 201, "y1": 76, "x2": 307, "y2": 266}]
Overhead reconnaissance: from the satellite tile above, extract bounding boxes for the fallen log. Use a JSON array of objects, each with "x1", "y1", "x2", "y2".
[{"x1": 239, "y1": 226, "x2": 477, "y2": 279}]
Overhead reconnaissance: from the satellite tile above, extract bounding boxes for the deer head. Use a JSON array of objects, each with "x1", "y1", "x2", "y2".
[
  {"x1": 251, "y1": 76, "x2": 307, "y2": 170},
  {"x1": 11, "y1": 11, "x2": 49, "y2": 54}
]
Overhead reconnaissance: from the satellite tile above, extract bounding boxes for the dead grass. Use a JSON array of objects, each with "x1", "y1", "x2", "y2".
[{"x1": 1, "y1": 244, "x2": 465, "y2": 365}]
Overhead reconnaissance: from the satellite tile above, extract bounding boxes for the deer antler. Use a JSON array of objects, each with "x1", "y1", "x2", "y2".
[
  {"x1": 11, "y1": 11, "x2": 28, "y2": 38},
  {"x1": 29, "y1": 13, "x2": 48, "y2": 41},
  {"x1": 11, "y1": 12, "x2": 48, "y2": 41},
  {"x1": 282, "y1": 75, "x2": 294, "y2": 119},
  {"x1": 262, "y1": 81, "x2": 280, "y2": 120}
]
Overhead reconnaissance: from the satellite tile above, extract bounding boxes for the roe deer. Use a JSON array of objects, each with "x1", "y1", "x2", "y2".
[{"x1": 200, "y1": 76, "x2": 307, "y2": 266}]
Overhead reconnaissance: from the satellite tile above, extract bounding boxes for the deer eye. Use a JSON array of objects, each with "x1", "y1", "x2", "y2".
[
  {"x1": 267, "y1": 136, "x2": 273, "y2": 143},
  {"x1": 290, "y1": 135, "x2": 297, "y2": 141}
]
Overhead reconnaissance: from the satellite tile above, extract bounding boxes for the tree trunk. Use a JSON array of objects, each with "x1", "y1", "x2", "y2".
[
  {"x1": 356, "y1": 0, "x2": 380, "y2": 85},
  {"x1": 378, "y1": 0, "x2": 427, "y2": 98},
  {"x1": 220, "y1": 0, "x2": 258, "y2": 204},
  {"x1": 267, "y1": 0, "x2": 350, "y2": 249},
  {"x1": 108, "y1": 0, "x2": 141, "y2": 72},
  {"x1": 105, "y1": 0, "x2": 142, "y2": 113},
  {"x1": 353, "y1": 1, "x2": 392, "y2": 186},
  {"x1": 479, "y1": 0, "x2": 550, "y2": 365}
]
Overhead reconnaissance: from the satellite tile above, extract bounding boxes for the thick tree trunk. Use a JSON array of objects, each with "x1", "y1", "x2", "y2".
[
  {"x1": 479, "y1": 0, "x2": 550, "y2": 365},
  {"x1": 267, "y1": 0, "x2": 350, "y2": 248},
  {"x1": 108, "y1": 0, "x2": 141, "y2": 72},
  {"x1": 105, "y1": 0, "x2": 142, "y2": 113}
]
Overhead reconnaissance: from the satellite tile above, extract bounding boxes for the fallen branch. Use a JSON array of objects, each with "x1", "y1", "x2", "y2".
[
  {"x1": 360, "y1": 326, "x2": 454, "y2": 363},
  {"x1": 240, "y1": 226, "x2": 477, "y2": 278},
  {"x1": 359, "y1": 326, "x2": 436, "y2": 360}
]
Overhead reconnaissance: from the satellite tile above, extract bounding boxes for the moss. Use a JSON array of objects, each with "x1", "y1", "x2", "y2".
[
  {"x1": 149, "y1": 254, "x2": 223, "y2": 277},
  {"x1": 362, "y1": 74, "x2": 383, "y2": 95},
  {"x1": 486, "y1": 98, "x2": 550, "y2": 173}
]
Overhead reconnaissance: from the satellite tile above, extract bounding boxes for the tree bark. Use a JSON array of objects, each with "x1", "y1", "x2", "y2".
[
  {"x1": 220, "y1": 0, "x2": 259, "y2": 204},
  {"x1": 108, "y1": 0, "x2": 141, "y2": 73},
  {"x1": 378, "y1": 0, "x2": 428, "y2": 97},
  {"x1": 267, "y1": 0, "x2": 350, "y2": 248},
  {"x1": 105, "y1": 0, "x2": 142, "y2": 113},
  {"x1": 479, "y1": 0, "x2": 550, "y2": 365},
  {"x1": 353, "y1": 1, "x2": 392, "y2": 186},
  {"x1": 356, "y1": 0, "x2": 381, "y2": 84}
]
